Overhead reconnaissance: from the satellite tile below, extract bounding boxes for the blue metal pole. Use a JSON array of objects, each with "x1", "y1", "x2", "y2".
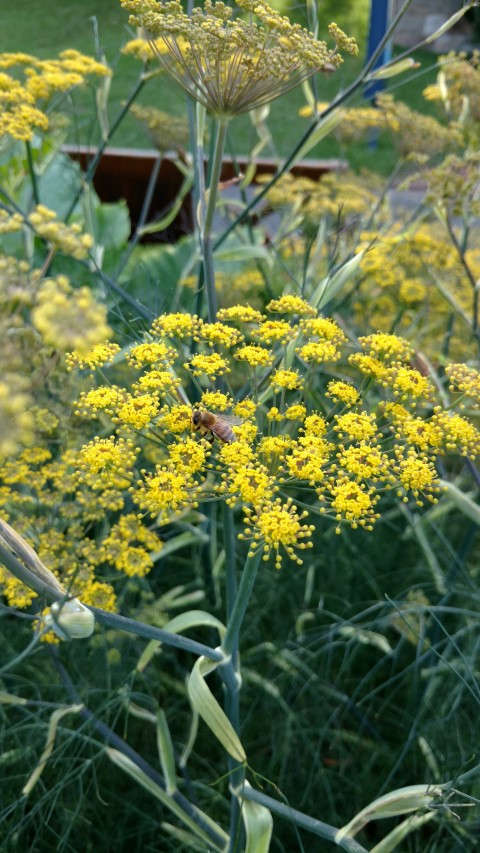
[{"x1": 365, "y1": 0, "x2": 393, "y2": 102}]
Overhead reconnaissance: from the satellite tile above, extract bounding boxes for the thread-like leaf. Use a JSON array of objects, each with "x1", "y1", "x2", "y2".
[{"x1": 22, "y1": 704, "x2": 84, "y2": 795}]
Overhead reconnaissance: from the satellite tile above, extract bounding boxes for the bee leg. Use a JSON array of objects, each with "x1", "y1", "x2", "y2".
[{"x1": 207, "y1": 434, "x2": 215, "y2": 445}]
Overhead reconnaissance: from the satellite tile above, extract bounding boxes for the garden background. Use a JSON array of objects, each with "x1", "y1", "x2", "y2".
[{"x1": 1, "y1": 1, "x2": 480, "y2": 852}]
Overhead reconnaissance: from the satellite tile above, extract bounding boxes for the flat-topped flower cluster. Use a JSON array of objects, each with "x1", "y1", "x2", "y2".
[
  {"x1": 0, "y1": 49, "x2": 110, "y2": 141},
  {"x1": 1, "y1": 286, "x2": 480, "y2": 609}
]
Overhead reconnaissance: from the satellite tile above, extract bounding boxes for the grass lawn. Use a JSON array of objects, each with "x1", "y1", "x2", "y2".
[{"x1": 2, "y1": 0, "x2": 441, "y2": 172}]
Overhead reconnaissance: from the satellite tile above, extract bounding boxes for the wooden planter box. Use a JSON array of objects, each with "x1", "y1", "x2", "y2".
[{"x1": 64, "y1": 145, "x2": 345, "y2": 243}]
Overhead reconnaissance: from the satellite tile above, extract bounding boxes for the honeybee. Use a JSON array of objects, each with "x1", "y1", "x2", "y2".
[{"x1": 191, "y1": 409, "x2": 240, "y2": 444}]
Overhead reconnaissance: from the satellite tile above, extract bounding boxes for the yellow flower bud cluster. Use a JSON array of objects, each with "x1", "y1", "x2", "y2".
[{"x1": 121, "y1": 0, "x2": 357, "y2": 117}]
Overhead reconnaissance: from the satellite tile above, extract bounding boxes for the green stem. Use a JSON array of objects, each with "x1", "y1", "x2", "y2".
[
  {"x1": 25, "y1": 141, "x2": 39, "y2": 205},
  {"x1": 223, "y1": 503, "x2": 238, "y2": 653},
  {"x1": 201, "y1": 117, "x2": 229, "y2": 322},
  {"x1": 221, "y1": 548, "x2": 263, "y2": 658}
]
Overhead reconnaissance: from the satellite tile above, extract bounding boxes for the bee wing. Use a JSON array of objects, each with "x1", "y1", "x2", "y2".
[{"x1": 220, "y1": 414, "x2": 244, "y2": 426}]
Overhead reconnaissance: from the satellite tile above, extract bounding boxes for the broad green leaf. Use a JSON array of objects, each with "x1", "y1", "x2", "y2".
[
  {"x1": 120, "y1": 236, "x2": 197, "y2": 304},
  {"x1": 242, "y1": 784, "x2": 273, "y2": 853},
  {"x1": 37, "y1": 153, "x2": 83, "y2": 218},
  {"x1": 92, "y1": 200, "x2": 130, "y2": 251},
  {"x1": 188, "y1": 656, "x2": 246, "y2": 763},
  {"x1": 106, "y1": 748, "x2": 228, "y2": 850},
  {"x1": 311, "y1": 250, "x2": 365, "y2": 311},
  {"x1": 335, "y1": 784, "x2": 443, "y2": 841}
]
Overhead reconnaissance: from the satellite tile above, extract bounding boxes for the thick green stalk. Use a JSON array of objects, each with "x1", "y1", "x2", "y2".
[
  {"x1": 220, "y1": 504, "x2": 243, "y2": 849},
  {"x1": 223, "y1": 504, "x2": 238, "y2": 654},
  {"x1": 200, "y1": 117, "x2": 229, "y2": 322}
]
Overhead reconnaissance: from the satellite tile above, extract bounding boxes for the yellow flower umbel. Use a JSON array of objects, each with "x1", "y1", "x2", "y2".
[
  {"x1": 241, "y1": 498, "x2": 315, "y2": 569},
  {"x1": 6, "y1": 298, "x2": 480, "y2": 615},
  {"x1": 0, "y1": 49, "x2": 109, "y2": 141},
  {"x1": 122, "y1": 0, "x2": 357, "y2": 118},
  {"x1": 32, "y1": 277, "x2": 112, "y2": 354},
  {"x1": 0, "y1": 378, "x2": 33, "y2": 458}
]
